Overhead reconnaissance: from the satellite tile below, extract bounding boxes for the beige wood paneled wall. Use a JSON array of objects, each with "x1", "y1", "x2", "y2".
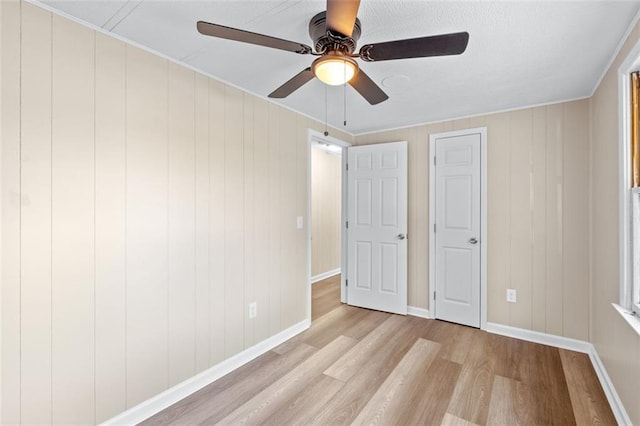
[
  {"x1": 311, "y1": 148, "x2": 342, "y2": 277},
  {"x1": 0, "y1": 2, "x2": 352, "y2": 424},
  {"x1": 590, "y1": 18, "x2": 640, "y2": 424},
  {"x1": 355, "y1": 99, "x2": 590, "y2": 341}
]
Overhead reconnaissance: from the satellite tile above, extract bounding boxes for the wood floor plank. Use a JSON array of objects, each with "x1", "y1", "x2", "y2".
[
  {"x1": 214, "y1": 335, "x2": 356, "y2": 425},
  {"x1": 351, "y1": 338, "x2": 441, "y2": 425},
  {"x1": 559, "y1": 349, "x2": 617, "y2": 425},
  {"x1": 528, "y1": 344, "x2": 577, "y2": 425},
  {"x1": 309, "y1": 317, "x2": 428, "y2": 425},
  {"x1": 446, "y1": 330, "x2": 495, "y2": 425},
  {"x1": 486, "y1": 375, "x2": 535, "y2": 425},
  {"x1": 324, "y1": 314, "x2": 412, "y2": 382},
  {"x1": 141, "y1": 343, "x2": 317, "y2": 425},
  {"x1": 396, "y1": 357, "x2": 462, "y2": 425},
  {"x1": 261, "y1": 374, "x2": 344, "y2": 425},
  {"x1": 272, "y1": 304, "x2": 365, "y2": 354},
  {"x1": 441, "y1": 412, "x2": 480, "y2": 426},
  {"x1": 422, "y1": 320, "x2": 479, "y2": 364},
  {"x1": 303, "y1": 305, "x2": 374, "y2": 349},
  {"x1": 490, "y1": 332, "x2": 537, "y2": 382},
  {"x1": 312, "y1": 275, "x2": 341, "y2": 320},
  {"x1": 340, "y1": 308, "x2": 390, "y2": 341}
]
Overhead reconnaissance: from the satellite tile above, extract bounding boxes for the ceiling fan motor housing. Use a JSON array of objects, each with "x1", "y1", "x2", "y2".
[{"x1": 309, "y1": 11, "x2": 361, "y2": 54}]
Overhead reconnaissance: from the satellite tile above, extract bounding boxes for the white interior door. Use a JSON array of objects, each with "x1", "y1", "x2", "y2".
[
  {"x1": 434, "y1": 133, "x2": 481, "y2": 327},
  {"x1": 347, "y1": 141, "x2": 408, "y2": 315}
]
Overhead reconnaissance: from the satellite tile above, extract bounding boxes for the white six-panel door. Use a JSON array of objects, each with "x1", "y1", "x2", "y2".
[
  {"x1": 347, "y1": 142, "x2": 408, "y2": 315},
  {"x1": 434, "y1": 133, "x2": 481, "y2": 327}
]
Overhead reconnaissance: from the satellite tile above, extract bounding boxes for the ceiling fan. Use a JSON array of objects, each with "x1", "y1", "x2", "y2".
[{"x1": 197, "y1": 0, "x2": 469, "y2": 105}]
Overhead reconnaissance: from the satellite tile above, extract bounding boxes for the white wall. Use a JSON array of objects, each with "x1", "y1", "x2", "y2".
[
  {"x1": 0, "y1": 1, "x2": 352, "y2": 423},
  {"x1": 311, "y1": 147, "x2": 342, "y2": 278}
]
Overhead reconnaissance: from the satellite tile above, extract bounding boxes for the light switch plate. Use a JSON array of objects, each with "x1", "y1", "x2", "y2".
[
  {"x1": 296, "y1": 216, "x2": 303, "y2": 229},
  {"x1": 506, "y1": 289, "x2": 517, "y2": 303}
]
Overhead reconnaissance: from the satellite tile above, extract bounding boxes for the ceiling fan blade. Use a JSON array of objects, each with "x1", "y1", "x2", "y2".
[
  {"x1": 348, "y1": 69, "x2": 388, "y2": 105},
  {"x1": 326, "y1": 0, "x2": 361, "y2": 37},
  {"x1": 268, "y1": 68, "x2": 315, "y2": 99},
  {"x1": 359, "y1": 32, "x2": 469, "y2": 62},
  {"x1": 197, "y1": 21, "x2": 312, "y2": 55}
]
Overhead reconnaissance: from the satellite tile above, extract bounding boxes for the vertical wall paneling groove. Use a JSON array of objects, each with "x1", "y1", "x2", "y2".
[
  {"x1": 253, "y1": 99, "x2": 270, "y2": 342},
  {"x1": 223, "y1": 86, "x2": 244, "y2": 358},
  {"x1": 486, "y1": 113, "x2": 511, "y2": 325},
  {"x1": 194, "y1": 72, "x2": 210, "y2": 373},
  {"x1": 125, "y1": 46, "x2": 169, "y2": 407},
  {"x1": 509, "y1": 109, "x2": 533, "y2": 329},
  {"x1": 208, "y1": 79, "x2": 225, "y2": 365},
  {"x1": 243, "y1": 93, "x2": 256, "y2": 349},
  {"x1": 51, "y1": 15, "x2": 96, "y2": 423},
  {"x1": 95, "y1": 32, "x2": 127, "y2": 423},
  {"x1": 532, "y1": 106, "x2": 548, "y2": 333},
  {"x1": 545, "y1": 103, "x2": 564, "y2": 336},
  {"x1": 167, "y1": 62, "x2": 196, "y2": 386},
  {"x1": 280, "y1": 109, "x2": 297, "y2": 328},
  {"x1": 1, "y1": 0, "x2": 22, "y2": 423},
  {"x1": 562, "y1": 101, "x2": 589, "y2": 341},
  {"x1": 268, "y1": 103, "x2": 282, "y2": 335},
  {"x1": 20, "y1": 3, "x2": 53, "y2": 422}
]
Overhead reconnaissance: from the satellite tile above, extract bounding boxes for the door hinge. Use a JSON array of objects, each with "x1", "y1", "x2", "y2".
[
  {"x1": 346, "y1": 163, "x2": 349, "y2": 171},
  {"x1": 346, "y1": 279, "x2": 348, "y2": 287},
  {"x1": 433, "y1": 224, "x2": 436, "y2": 233},
  {"x1": 433, "y1": 156, "x2": 436, "y2": 166},
  {"x1": 434, "y1": 291, "x2": 436, "y2": 300},
  {"x1": 346, "y1": 221, "x2": 349, "y2": 229}
]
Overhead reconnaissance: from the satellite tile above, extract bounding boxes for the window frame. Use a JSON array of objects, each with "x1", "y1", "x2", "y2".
[
  {"x1": 617, "y1": 40, "x2": 640, "y2": 317},
  {"x1": 631, "y1": 187, "x2": 640, "y2": 314}
]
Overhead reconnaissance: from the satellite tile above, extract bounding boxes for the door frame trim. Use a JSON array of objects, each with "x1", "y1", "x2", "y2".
[
  {"x1": 428, "y1": 127, "x2": 488, "y2": 329},
  {"x1": 306, "y1": 129, "x2": 351, "y2": 321}
]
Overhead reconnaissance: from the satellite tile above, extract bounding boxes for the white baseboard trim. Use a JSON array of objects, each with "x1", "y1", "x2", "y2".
[
  {"x1": 311, "y1": 268, "x2": 341, "y2": 284},
  {"x1": 588, "y1": 345, "x2": 633, "y2": 425},
  {"x1": 485, "y1": 322, "x2": 591, "y2": 353},
  {"x1": 485, "y1": 322, "x2": 630, "y2": 425},
  {"x1": 101, "y1": 319, "x2": 311, "y2": 426},
  {"x1": 407, "y1": 306, "x2": 431, "y2": 319}
]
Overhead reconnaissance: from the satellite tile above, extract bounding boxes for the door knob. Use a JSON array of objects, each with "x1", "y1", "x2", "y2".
[
  {"x1": 397, "y1": 233, "x2": 406, "y2": 240},
  {"x1": 469, "y1": 237, "x2": 478, "y2": 244}
]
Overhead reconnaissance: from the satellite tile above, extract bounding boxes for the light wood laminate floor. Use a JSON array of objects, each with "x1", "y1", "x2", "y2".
[
  {"x1": 143, "y1": 276, "x2": 615, "y2": 425},
  {"x1": 312, "y1": 273, "x2": 342, "y2": 321}
]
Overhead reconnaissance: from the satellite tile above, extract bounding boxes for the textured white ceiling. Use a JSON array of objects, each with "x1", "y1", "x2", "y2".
[{"x1": 38, "y1": 0, "x2": 640, "y2": 134}]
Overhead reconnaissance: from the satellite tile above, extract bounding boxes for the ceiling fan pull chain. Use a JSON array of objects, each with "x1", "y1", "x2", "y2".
[
  {"x1": 344, "y1": 59, "x2": 347, "y2": 126},
  {"x1": 324, "y1": 84, "x2": 329, "y2": 136}
]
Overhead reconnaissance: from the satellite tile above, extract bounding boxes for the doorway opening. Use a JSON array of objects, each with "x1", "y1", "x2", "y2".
[{"x1": 307, "y1": 130, "x2": 350, "y2": 321}]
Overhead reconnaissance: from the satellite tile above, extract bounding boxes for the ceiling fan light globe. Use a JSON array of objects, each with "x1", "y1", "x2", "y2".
[{"x1": 312, "y1": 56, "x2": 358, "y2": 86}]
